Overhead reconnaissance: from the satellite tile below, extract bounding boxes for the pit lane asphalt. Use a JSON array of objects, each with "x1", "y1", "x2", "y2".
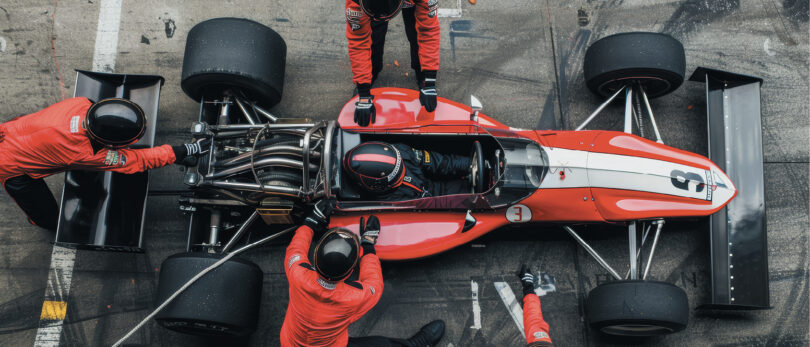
[{"x1": 0, "y1": 0, "x2": 807, "y2": 345}]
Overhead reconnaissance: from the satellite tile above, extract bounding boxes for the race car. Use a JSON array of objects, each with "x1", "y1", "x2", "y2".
[{"x1": 57, "y1": 18, "x2": 770, "y2": 340}]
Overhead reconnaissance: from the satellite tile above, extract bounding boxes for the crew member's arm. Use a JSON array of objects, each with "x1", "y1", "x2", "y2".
[
  {"x1": 518, "y1": 265, "x2": 552, "y2": 346},
  {"x1": 346, "y1": 0, "x2": 373, "y2": 86},
  {"x1": 71, "y1": 144, "x2": 177, "y2": 174},
  {"x1": 523, "y1": 294, "x2": 552, "y2": 346},
  {"x1": 413, "y1": 0, "x2": 440, "y2": 74},
  {"x1": 285, "y1": 225, "x2": 315, "y2": 278},
  {"x1": 352, "y1": 216, "x2": 384, "y2": 319}
]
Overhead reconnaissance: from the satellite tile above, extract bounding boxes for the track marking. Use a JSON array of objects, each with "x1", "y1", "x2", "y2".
[
  {"x1": 494, "y1": 281, "x2": 524, "y2": 336},
  {"x1": 33, "y1": 246, "x2": 76, "y2": 346},
  {"x1": 91, "y1": 0, "x2": 122, "y2": 72},
  {"x1": 40, "y1": 300, "x2": 68, "y2": 321},
  {"x1": 470, "y1": 280, "x2": 481, "y2": 329},
  {"x1": 438, "y1": 0, "x2": 462, "y2": 17},
  {"x1": 34, "y1": 0, "x2": 122, "y2": 345}
]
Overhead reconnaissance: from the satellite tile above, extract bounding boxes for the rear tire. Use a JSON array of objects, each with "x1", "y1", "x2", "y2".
[
  {"x1": 155, "y1": 252, "x2": 263, "y2": 337},
  {"x1": 181, "y1": 18, "x2": 287, "y2": 107},
  {"x1": 583, "y1": 32, "x2": 685, "y2": 99},
  {"x1": 586, "y1": 280, "x2": 688, "y2": 336}
]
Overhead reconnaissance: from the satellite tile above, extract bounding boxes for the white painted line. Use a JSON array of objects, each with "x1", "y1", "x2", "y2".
[
  {"x1": 438, "y1": 0, "x2": 462, "y2": 18},
  {"x1": 33, "y1": 246, "x2": 76, "y2": 347},
  {"x1": 91, "y1": 0, "x2": 123, "y2": 72},
  {"x1": 34, "y1": 0, "x2": 123, "y2": 345},
  {"x1": 470, "y1": 280, "x2": 481, "y2": 329},
  {"x1": 494, "y1": 281, "x2": 524, "y2": 336}
]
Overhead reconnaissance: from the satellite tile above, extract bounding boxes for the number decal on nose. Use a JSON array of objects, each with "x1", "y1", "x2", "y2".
[
  {"x1": 506, "y1": 204, "x2": 532, "y2": 223},
  {"x1": 670, "y1": 169, "x2": 705, "y2": 192}
]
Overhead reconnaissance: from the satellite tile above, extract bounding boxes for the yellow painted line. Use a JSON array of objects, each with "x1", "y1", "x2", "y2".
[{"x1": 40, "y1": 300, "x2": 67, "y2": 321}]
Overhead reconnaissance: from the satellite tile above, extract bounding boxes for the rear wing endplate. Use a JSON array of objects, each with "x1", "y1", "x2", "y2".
[
  {"x1": 54, "y1": 70, "x2": 165, "y2": 252},
  {"x1": 690, "y1": 67, "x2": 770, "y2": 309}
]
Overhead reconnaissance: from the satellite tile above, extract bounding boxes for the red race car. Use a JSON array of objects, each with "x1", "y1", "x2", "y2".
[{"x1": 61, "y1": 19, "x2": 768, "y2": 340}]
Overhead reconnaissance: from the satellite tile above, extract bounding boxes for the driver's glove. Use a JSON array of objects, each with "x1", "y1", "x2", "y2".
[
  {"x1": 419, "y1": 70, "x2": 437, "y2": 112},
  {"x1": 304, "y1": 198, "x2": 336, "y2": 232},
  {"x1": 359, "y1": 215, "x2": 380, "y2": 255},
  {"x1": 354, "y1": 83, "x2": 376, "y2": 127},
  {"x1": 517, "y1": 264, "x2": 536, "y2": 296},
  {"x1": 172, "y1": 138, "x2": 211, "y2": 163}
]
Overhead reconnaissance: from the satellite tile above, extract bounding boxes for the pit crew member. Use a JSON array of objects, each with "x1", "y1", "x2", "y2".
[
  {"x1": 0, "y1": 97, "x2": 207, "y2": 231},
  {"x1": 281, "y1": 199, "x2": 445, "y2": 346},
  {"x1": 346, "y1": 0, "x2": 440, "y2": 126}
]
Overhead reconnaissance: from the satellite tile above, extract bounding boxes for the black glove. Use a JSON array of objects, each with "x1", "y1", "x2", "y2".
[
  {"x1": 304, "y1": 198, "x2": 336, "y2": 231},
  {"x1": 517, "y1": 264, "x2": 536, "y2": 296},
  {"x1": 419, "y1": 70, "x2": 437, "y2": 112},
  {"x1": 354, "y1": 84, "x2": 376, "y2": 127},
  {"x1": 172, "y1": 138, "x2": 211, "y2": 163},
  {"x1": 359, "y1": 215, "x2": 380, "y2": 255}
]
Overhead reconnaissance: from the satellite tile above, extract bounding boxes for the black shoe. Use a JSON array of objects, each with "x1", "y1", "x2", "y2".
[{"x1": 405, "y1": 320, "x2": 444, "y2": 347}]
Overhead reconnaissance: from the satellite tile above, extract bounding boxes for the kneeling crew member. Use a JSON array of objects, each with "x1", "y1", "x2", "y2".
[
  {"x1": 517, "y1": 264, "x2": 553, "y2": 346},
  {"x1": 343, "y1": 141, "x2": 471, "y2": 201},
  {"x1": 0, "y1": 97, "x2": 207, "y2": 231},
  {"x1": 281, "y1": 199, "x2": 445, "y2": 346}
]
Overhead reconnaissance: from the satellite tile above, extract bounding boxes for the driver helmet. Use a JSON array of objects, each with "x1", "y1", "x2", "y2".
[
  {"x1": 359, "y1": 0, "x2": 405, "y2": 21},
  {"x1": 313, "y1": 228, "x2": 360, "y2": 282},
  {"x1": 84, "y1": 98, "x2": 146, "y2": 148},
  {"x1": 344, "y1": 142, "x2": 405, "y2": 194}
]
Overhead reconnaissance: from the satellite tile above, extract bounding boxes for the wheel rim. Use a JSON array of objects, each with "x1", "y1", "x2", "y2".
[
  {"x1": 597, "y1": 76, "x2": 670, "y2": 98},
  {"x1": 600, "y1": 323, "x2": 674, "y2": 336}
]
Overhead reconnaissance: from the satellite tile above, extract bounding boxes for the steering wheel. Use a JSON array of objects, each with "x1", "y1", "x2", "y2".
[{"x1": 470, "y1": 141, "x2": 485, "y2": 193}]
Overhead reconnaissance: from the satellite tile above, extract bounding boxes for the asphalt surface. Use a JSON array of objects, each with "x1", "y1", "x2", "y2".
[{"x1": 0, "y1": 0, "x2": 808, "y2": 346}]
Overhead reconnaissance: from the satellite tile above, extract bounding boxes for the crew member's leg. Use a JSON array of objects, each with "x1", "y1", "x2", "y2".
[
  {"x1": 3, "y1": 175, "x2": 59, "y2": 231},
  {"x1": 370, "y1": 20, "x2": 390, "y2": 85},
  {"x1": 401, "y1": 6, "x2": 422, "y2": 85}
]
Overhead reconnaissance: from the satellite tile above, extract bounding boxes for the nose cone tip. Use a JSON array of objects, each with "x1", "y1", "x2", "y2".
[{"x1": 711, "y1": 167, "x2": 737, "y2": 208}]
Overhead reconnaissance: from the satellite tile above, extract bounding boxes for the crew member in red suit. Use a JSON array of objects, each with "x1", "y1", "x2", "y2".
[
  {"x1": 346, "y1": 0, "x2": 440, "y2": 126},
  {"x1": 281, "y1": 198, "x2": 445, "y2": 347},
  {"x1": 0, "y1": 97, "x2": 207, "y2": 231},
  {"x1": 517, "y1": 264, "x2": 553, "y2": 346}
]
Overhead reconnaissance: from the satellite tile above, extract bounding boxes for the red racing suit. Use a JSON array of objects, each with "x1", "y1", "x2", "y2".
[
  {"x1": 280, "y1": 225, "x2": 384, "y2": 347},
  {"x1": 0, "y1": 97, "x2": 176, "y2": 184},
  {"x1": 523, "y1": 294, "x2": 553, "y2": 346},
  {"x1": 345, "y1": 0, "x2": 440, "y2": 85}
]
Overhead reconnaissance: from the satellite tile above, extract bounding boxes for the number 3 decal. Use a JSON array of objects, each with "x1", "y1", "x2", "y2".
[{"x1": 506, "y1": 204, "x2": 532, "y2": 223}]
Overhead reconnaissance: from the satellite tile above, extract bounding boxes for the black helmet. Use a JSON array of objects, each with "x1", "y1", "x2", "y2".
[
  {"x1": 344, "y1": 142, "x2": 404, "y2": 194},
  {"x1": 359, "y1": 0, "x2": 404, "y2": 21},
  {"x1": 313, "y1": 228, "x2": 360, "y2": 282},
  {"x1": 84, "y1": 98, "x2": 146, "y2": 148}
]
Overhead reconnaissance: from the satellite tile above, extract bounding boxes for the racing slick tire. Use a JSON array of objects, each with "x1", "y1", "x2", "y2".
[
  {"x1": 585, "y1": 280, "x2": 688, "y2": 336},
  {"x1": 182, "y1": 17, "x2": 287, "y2": 107},
  {"x1": 583, "y1": 32, "x2": 685, "y2": 99},
  {"x1": 155, "y1": 252, "x2": 263, "y2": 337}
]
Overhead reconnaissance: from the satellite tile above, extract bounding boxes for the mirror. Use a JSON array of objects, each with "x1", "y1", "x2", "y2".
[{"x1": 470, "y1": 95, "x2": 483, "y2": 111}]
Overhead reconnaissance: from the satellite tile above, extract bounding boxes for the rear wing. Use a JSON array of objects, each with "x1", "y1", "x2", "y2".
[
  {"x1": 690, "y1": 67, "x2": 770, "y2": 309},
  {"x1": 54, "y1": 70, "x2": 165, "y2": 252}
]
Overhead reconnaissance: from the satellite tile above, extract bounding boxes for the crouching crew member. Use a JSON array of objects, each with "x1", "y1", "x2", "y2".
[
  {"x1": 0, "y1": 97, "x2": 207, "y2": 231},
  {"x1": 517, "y1": 265, "x2": 553, "y2": 346},
  {"x1": 346, "y1": 0, "x2": 440, "y2": 126},
  {"x1": 281, "y1": 199, "x2": 445, "y2": 346}
]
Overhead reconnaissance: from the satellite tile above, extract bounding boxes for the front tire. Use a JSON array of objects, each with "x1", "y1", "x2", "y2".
[
  {"x1": 586, "y1": 280, "x2": 688, "y2": 336},
  {"x1": 155, "y1": 252, "x2": 263, "y2": 337},
  {"x1": 583, "y1": 32, "x2": 685, "y2": 99},
  {"x1": 181, "y1": 18, "x2": 287, "y2": 107}
]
